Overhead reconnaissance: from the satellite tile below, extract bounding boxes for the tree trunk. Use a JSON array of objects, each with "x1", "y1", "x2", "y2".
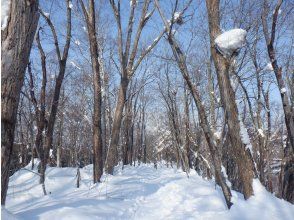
[
  {"x1": 1, "y1": 0, "x2": 39, "y2": 205},
  {"x1": 106, "y1": 77, "x2": 129, "y2": 174},
  {"x1": 81, "y1": 0, "x2": 104, "y2": 183},
  {"x1": 160, "y1": 30, "x2": 233, "y2": 208},
  {"x1": 206, "y1": 0, "x2": 255, "y2": 199}
]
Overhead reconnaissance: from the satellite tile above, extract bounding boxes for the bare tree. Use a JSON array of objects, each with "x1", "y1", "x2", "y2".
[
  {"x1": 261, "y1": 0, "x2": 294, "y2": 203},
  {"x1": 106, "y1": 0, "x2": 164, "y2": 174},
  {"x1": 28, "y1": 29, "x2": 48, "y2": 195},
  {"x1": 154, "y1": 0, "x2": 233, "y2": 208},
  {"x1": 79, "y1": 0, "x2": 103, "y2": 183},
  {"x1": 206, "y1": 0, "x2": 255, "y2": 199},
  {"x1": 36, "y1": 0, "x2": 72, "y2": 187},
  {"x1": 1, "y1": 0, "x2": 39, "y2": 205}
]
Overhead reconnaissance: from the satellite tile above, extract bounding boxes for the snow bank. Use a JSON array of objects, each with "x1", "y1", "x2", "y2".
[
  {"x1": 215, "y1": 29, "x2": 247, "y2": 57},
  {"x1": 4, "y1": 163, "x2": 294, "y2": 220}
]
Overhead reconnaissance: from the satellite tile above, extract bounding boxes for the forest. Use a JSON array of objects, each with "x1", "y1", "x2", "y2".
[{"x1": 1, "y1": 0, "x2": 294, "y2": 219}]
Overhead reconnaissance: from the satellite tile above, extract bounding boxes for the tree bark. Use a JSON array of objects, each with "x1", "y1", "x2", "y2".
[
  {"x1": 261, "y1": 0, "x2": 294, "y2": 203},
  {"x1": 1, "y1": 0, "x2": 39, "y2": 205},
  {"x1": 106, "y1": 77, "x2": 129, "y2": 173},
  {"x1": 39, "y1": 0, "x2": 72, "y2": 182},
  {"x1": 80, "y1": 0, "x2": 103, "y2": 183},
  {"x1": 206, "y1": 0, "x2": 255, "y2": 199}
]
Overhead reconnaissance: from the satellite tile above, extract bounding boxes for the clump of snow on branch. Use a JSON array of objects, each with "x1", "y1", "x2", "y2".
[
  {"x1": 74, "y1": 40, "x2": 80, "y2": 46},
  {"x1": 70, "y1": 61, "x2": 81, "y2": 70},
  {"x1": 1, "y1": 0, "x2": 11, "y2": 30},
  {"x1": 43, "y1": 12, "x2": 50, "y2": 18},
  {"x1": 239, "y1": 116, "x2": 253, "y2": 154},
  {"x1": 214, "y1": 131, "x2": 222, "y2": 140},
  {"x1": 258, "y1": 129, "x2": 265, "y2": 137},
  {"x1": 280, "y1": 87, "x2": 286, "y2": 94},
  {"x1": 130, "y1": 0, "x2": 137, "y2": 7},
  {"x1": 173, "y1": 12, "x2": 181, "y2": 20},
  {"x1": 265, "y1": 63, "x2": 274, "y2": 71},
  {"x1": 215, "y1": 29, "x2": 247, "y2": 57},
  {"x1": 69, "y1": 1, "x2": 73, "y2": 9}
]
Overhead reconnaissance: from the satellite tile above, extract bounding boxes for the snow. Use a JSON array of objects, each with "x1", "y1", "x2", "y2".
[
  {"x1": 130, "y1": 0, "x2": 137, "y2": 7},
  {"x1": 144, "y1": 12, "x2": 151, "y2": 20},
  {"x1": 173, "y1": 12, "x2": 181, "y2": 20},
  {"x1": 265, "y1": 63, "x2": 274, "y2": 71},
  {"x1": 69, "y1": 1, "x2": 73, "y2": 9},
  {"x1": 214, "y1": 131, "x2": 222, "y2": 140},
  {"x1": 74, "y1": 40, "x2": 81, "y2": 46},
  {"x1": 43, "y1": 12, "x2": 50, "y2": 18},
  {"x1": 70, "y1": 61, "x2": 81, "y2": 70},
  {"x1": 280, "y1": 87, "x2": 286, "y2": 94},
  {"x1": 1, "y1": 0, "x2": 10, "y2": 30},
  {"x1": 1, "y1": 207, "x2": 19, "y2": 220},
  {"x1": 215, "y1": 29, "x2": 247, "y2": 57},
  {"x1": 239, "y1": 118, "x2": 253, "y2": 154},
  {"x1": 4, "y1": 163, "x2": 294, "y2": 220},
  {"x1": 258, "y1": 129, "x2": 265, "y2": 137}
]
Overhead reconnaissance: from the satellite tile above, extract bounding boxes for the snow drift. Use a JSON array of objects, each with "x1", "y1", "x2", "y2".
[{"x1": 3, "y1": 162, "x2": 293, "y2": 220}]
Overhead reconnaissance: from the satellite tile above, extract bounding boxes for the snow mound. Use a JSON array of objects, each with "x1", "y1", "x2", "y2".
[
  {"x1": 4, "y1": 163, "x2": 294, "y2": 220},
  {"x1": 215, "y1": 29, "x2": 247, "y2": 57}
]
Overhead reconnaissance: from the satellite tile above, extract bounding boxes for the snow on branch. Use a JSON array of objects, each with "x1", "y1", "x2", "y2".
[{"x1": 215, "y1": 29, "x2": 247, "y2": 57}]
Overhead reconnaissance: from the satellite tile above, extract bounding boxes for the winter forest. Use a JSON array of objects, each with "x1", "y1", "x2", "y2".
[{"x1": 1, "y1": 0, "x2": 294, "y2": 219}]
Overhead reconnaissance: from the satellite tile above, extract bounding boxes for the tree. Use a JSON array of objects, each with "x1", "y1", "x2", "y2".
[
  {"x1": 106, "y1": 0, "x2": 164, "y2": 174},
  {"x1": 155, "y1": 0, "x2": 233, "y2": 208},
  {"x1": 206, "y1": 0, "x2": 255, "y2": 199},
  {"x1": 34, "y1": 0, "x2": 72, "y2": 188},
  {"x1": 79, "y1": 0, "x2": 103, "y2": 183},
  {"x1": 261, "y1": 0, "x2": 294, "y2": 203},
  {"x1": 1, "y1": 0, "x2": 39, "y2": 205}
]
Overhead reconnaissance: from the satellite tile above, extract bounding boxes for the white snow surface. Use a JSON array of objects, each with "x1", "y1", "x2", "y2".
[
  {"x1": 215, "y1": 29, "x2": 247, "y2": 56},
  {"x1": 1, "y1": 0, "x2": 10, "y2": 30},
  {"x1": 3, "y1": 162, "x2": 294, "y2": 220}
]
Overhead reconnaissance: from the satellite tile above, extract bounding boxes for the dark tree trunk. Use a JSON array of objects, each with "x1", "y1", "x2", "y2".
[{"x1": 1, "y1": 0, "x2": 39, "y2": 205}]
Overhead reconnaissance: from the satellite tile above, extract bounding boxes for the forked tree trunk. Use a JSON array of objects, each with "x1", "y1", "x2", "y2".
[{"x1": 1, "y1": 0, "x2": 39, "y2": 205}]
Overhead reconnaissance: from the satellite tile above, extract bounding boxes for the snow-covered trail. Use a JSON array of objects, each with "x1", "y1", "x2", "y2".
[{"x1": 3, "y1": 162, "x2": 294, "y2": 220}]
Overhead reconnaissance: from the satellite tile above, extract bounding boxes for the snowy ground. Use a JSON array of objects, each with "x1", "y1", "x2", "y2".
[{"x1": 3, "y1": 161, "x2": 294, "y2": 220}]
